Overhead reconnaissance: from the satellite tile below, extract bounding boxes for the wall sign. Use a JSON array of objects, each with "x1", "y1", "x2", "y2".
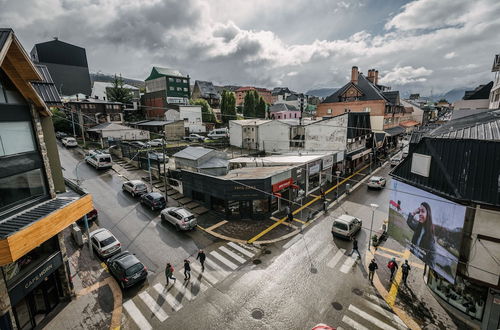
[
  {"x1": 322, "y1": 155, "x2": 334, "y2": 169},
  {"x1": 308, "y1": 160, "x2": 321, "y2": 175},
  {"x1": 272, "y1": 178, "x2": 293, "y2": 192}
]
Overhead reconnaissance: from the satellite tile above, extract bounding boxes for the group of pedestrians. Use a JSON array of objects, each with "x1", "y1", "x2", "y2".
[
  {"x1": 368, "y1": 257, "x2": 411, "y2": 286},
  {"x1": 165, "y1": 249, "x2": 206, "y2": 286}
]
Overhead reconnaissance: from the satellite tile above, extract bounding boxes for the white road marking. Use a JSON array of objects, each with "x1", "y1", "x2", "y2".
[
  {"x1": 340, "y1": 256, "x2": 357, "y2": 274},
  {"x1": 138, "y1": 291, "x2": 169, "y2": 322},
  {"x1": 348, "y1": 305, "x2": 398, "y2": 330},
  {"x1": 190, "y1": 262, "x2": 219, "y2": 285},
  {"x1": 205, "y1": 259, "x2": 230, "y2": 278},
  {"x1": 173, "y1": 280, "x2": 193, "y2": 301},
  {"x1": 210, "y1": 251, "x2": 238, "y2": 270},
  {"x1": 316, "y1": 245, "x2": 334, "y2": 263},
  {"x1": 282, "y1": 235, "x2": 301, "y2": 249},
  {"x1": 219, "y1": 246, "x2": 246, "y2": 264},
  {"x1": 152, "y1": 283, "x2": 183, "y2": 312},
  {"x1": 342, "y1": 315, "x2": 369, "y2": 330},
  {"x1": 361, "y1": 299, "x2": 407, "y2": 328},
  {"x1": 123, "y1": 300, "x2": 153, "y2": 330},
  {"x1": 189, "y1": 275, "x2": 209, "y2": 295},
  {"x1": 365, "y1": 294, "x2": 406, "y2": 327},
  {"x1": 228, "y1": 242, "x2": 255, "y2": 257},
  {"x1": 327, "y1": 249, "x2": 346, "y2": 269}
]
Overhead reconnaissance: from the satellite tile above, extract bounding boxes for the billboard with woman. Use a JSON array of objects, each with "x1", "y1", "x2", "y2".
[{"x1": 388, "y1": 180, "x2": 467, "y2": 283}]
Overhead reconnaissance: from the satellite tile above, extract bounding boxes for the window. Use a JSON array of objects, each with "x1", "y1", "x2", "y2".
[
  {"x1": 170, "y1": 86, "x2": 174, "y2": 91},
  {"x1": 365, "y1": 107, "x2": 371, "y2": 112},
  {"x1": 183, "y1": 79, "x2": 187, "y2": 84},
  {"x1": 327, "y1": 108, "x2": 332, "y2": 114},
  {"x1": 169, "y1": 78, "x2": 174, "y2": 82},
  {"x1": 176, "y1": 79, "x2": 181, "y2": 83},
  {"x1": 0, "y1": 122, "x2": 36, "y2": 156},
  {"x1": 177, "y1": 87, "x2": 182, "y2": 91},
  {"x1": 0, "y1": 169, "x2": 47, "y2": 213},
  {"x1": 113, "y1": 105, "x2": 120, "y2": 110},
  {"x1": 183, "y1": 88, "x2": 188, "y2": 92}
]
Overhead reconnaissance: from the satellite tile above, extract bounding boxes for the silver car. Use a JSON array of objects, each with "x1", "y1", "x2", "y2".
[
  {"x1": 122, "y1": 180, "x2": 148, "y2": 197},
  {"x1": 160, "y1": 207, "x2": 197, "y2": 231},
  {"x1": 90, "y1": 228, "x2": 121, "y2": 258}
]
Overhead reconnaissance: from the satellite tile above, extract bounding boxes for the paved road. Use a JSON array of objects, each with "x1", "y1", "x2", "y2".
[
  {"x1": 117, "y1": 162, "x2": 409, "y2": 329},
  {"x1": 57, "y1": 144, "x2": 217, "y2": 296}
]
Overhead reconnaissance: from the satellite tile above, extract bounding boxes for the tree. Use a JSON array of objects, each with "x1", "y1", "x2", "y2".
[
  {"x1": 243, "y1": 90, "x2": 258, "y2": 118},
  {"x1": 190, "y1": 98, "x2": 216, "y2": 122},
  {"x1": 221, "y1": 90, "x2": 237, "y2": 123},
  {"x1": 51, "y1": 108, "x2": 72, "y2": 134},
  {"x1": 107, "y1": 74, "x2": 133, "y2": 104},
  {"x1": 256, "y1": 96, "x2": 266, "y2": 118}
]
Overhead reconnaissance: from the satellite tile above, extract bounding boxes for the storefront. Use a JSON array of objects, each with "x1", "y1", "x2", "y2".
[
  {"x1": 1, "y1": 237, "x2": 68, "y2": 330},
  {"x1": 307, "y1": 160, "x2": 321, "y2": 194},
  {"x1": 320, "y1": 155, "x2": 334, "y2": 187},
  {"x1": 346, "y1": 147, "x2": 371, "y2": 173}
]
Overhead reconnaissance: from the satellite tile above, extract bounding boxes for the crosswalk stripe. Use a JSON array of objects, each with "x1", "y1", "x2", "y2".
[
  {"x1": 282, "y1": 235, "x2": 301, "y2": 249},
  {"x1": 138, "y1": 291, "x2": 169, "y2": 322},
  {"x1": 316, "y1": 245, "x2": 334, "y2": 263},
  {"x1": 189, "y1": 275, "x2": 209, "y2": 294},
  {"x1": 210, "y1": 251, "x2": 238, "y2": 270},
  {"x1": 342, "y1": 315, "x2": 369, "y2": 330},
  {"x1": 361, "y1": 299, "x2": 406, "y2": 328},
  {"x1": 190, "y1": 262, "x2": 219, "y2": 285},
  {"x1": 153, "y1": 283, "x2": 184, "y2": 312},
  {"x1": 173, "y1": 280, "x2": 193, "y2": 301},
  {"x1": 327, "y1": 248, "x2": 346, "y2": 268},
  {"x1": 219, "y1": 246, "x2": 247, "y2": 264},
  {"x1": 340, "y1": 256, "x2": 357, "y2": 274},
  {"x1": 366, "y1": 293, "x2": 386, "y2": 306},
  {"x1": 123, "y1": 300, "x2": 153, "y2": 330},
  {"x1": 228, "y1": 242, "x2": 255, "y2": 257},
  {"x1": 205, "y1": 259, "x2": 230, "y2": 277},
  {"x1": 348, "y1": 305, "x2": 398, "y2": 330}
]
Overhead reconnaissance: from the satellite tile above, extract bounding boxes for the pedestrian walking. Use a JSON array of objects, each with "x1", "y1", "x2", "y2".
[
  {"x1": 196, "y1": 249, "x2": 206, "y2": 272},
  {"x1": 321, "y1": 189, "x2": 327, "y2": 212},
  {"x1": 368, "y1": 259, "x2": 378, "y2": 283},
  {"x1": 165, "y1": 262, "x2": 176, "y2": 286},
  {"x1": 351, "y1": 238, "x2": 361, "y2": 258},
  {"x1": 387, "y1": 257, "x2": 398, "y2": 281},
  {"x1": 401, "y1": 259, "x2": 411, "y2": 286},
  {"x1": 183, "y1": 259, "x2": 191, "y2": 280},
  {"x1": 288, "y1": 211, "x2": 294, "y2": 223}
]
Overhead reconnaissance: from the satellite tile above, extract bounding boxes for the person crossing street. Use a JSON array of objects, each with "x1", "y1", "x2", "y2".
[
  {"x1": 350, "y1": 238, "x2": 361, "y2": 258},
  {"x1": 165, "y1": 262, "x2": 176, "y2": 286},
  {"x1": 368, "y1": 259, "x2": 378, "y2": 283},
  {"x1": 196, "y1": 249, "x2": 206, "y2": 272},
  {"x1": 184, "y1": 259, "x2": 191, "y2": 280},
  {"x1": 388, "y1": 257, "x2": 398, "y2": 281},
  {"x1": 401, "y1": 259, "x2": 411, "y2": 286}
]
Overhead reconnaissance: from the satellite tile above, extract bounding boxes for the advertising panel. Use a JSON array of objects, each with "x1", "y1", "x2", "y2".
[{"x1": 388, "y1": 180, "x2": 466, "y2": 283}]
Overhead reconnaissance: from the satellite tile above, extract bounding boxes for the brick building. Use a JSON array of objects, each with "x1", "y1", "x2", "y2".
[{"x1": 235, "y1": 86, "x2": 273, "y2": 106}]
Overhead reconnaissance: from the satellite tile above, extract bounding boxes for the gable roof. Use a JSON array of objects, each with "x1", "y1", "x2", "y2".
[
  {"x1": 382, "y1": 91, "x2": 400, "y2": 105},
  {"x1": 173, "y1": 146, "x2": 214, "y2": 160},
  {"x1": 462, "y1": 81, "x2": 493, "y2": 100},
  {"x1": 269, "y1": 103, "x2": 298, "y2": 112},
  {"x1": 146, "y1": 66, "x2": 185, "y2": 81},
  {"x1": 322, "y1": 73, "x2": 389, "y2": 104},
  {"x1": 87, "y1": 122, "x2": 136, "y2": 132},
  {"x1": 194, "y1": 80, "x2": 220, "y2": 99}
]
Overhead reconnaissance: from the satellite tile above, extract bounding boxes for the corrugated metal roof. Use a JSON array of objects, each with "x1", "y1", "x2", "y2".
[
  {"x1": 384, "y1": 126, "x2": 405, "y2": 136},
  {"x1": 173, "y1": 146, "x2": 214, "y2": 160},
  {"x1": 195, "y1": 80, "x2": 220, "y2": 99},
  {"x1": 31, "y1": 64, "x2": 62, "y2": 106},
  {"x1": 431, "y1": 109, "x2": 500, "y2": 141},
  {"x1": 0, "y1": 197, "x2": 76, "y2": 239},
  {"x1": 391, "y1": 138, "x2": 500, "y2": 206}
]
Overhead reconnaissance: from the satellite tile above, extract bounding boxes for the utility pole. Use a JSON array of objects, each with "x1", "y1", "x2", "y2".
[
  {"x1": 162, "y1": 131, "x2": 169, "y2": 202},
  {"x1": 78, "y1": 108, "x2": 86, "y2": 147}
]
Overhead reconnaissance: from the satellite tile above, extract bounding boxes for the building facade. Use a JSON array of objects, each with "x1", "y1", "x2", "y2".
[
  {"x1": 0, "y1": 29, "x2": 94, "y2": 330},
  {"x1": 268, "y1": 103, "x2": 301, "y2": 119},
  {"x1": 191, "y1": 80, "x2": 221, "y2": 108},
  {"x1": 30, "y1": 38, "x2": 92, "y2": 96},
  {"x1": 164, "y1": 105, "x2": 204, "y2": 133},
  {"x1": 235, "y1": 86, "x2": 273, "y2": 106},
  {"x1": 91, "y1": 81, "x2": 140, "y2": 102},
  {"x1": 143, "y1": 67, "x2": 190, "y2": 118},
  {"x1": 66, "y1": 97, "x2": 125, "y2": 128},
  {"x1": 489, "y1": 54, "x2": 500, "y2": 109}
]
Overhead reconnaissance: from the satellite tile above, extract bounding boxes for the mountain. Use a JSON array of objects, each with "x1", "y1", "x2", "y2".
[
  {"x1": 423, "y1": 88, "x2": 467, "y2": 103},
  {"x1": 306, "y1": 88, "x2": 339, "y2": 98},
  {"x1": 90, "y1": 72, "x2": 145, "y2": 89}
]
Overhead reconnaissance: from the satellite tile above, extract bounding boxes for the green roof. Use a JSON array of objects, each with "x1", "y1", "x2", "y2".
[{"x1": 145, "y1": 67, "x2": 186, "y2": 81}]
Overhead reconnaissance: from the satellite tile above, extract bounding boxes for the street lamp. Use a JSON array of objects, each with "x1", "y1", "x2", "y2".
[
  {"x1": 368, "y1": 203, "x2": 378, "y2": 252},
  {"x1": 335, "y1": 170, "x2": 341, "y2": 200}
]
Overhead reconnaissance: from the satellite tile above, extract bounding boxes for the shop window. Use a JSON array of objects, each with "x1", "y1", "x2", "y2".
[
  {"x1": 428, "y1": 270, "x2": 487, "y2": 320},
  {"x1": 192, "y1": 190, "x2": 205, "y2": 202},
  {"x1": 211, "y1": 197, "x2": 225, "y2": 213},
  {"x1": 309, "y1": 174, "x2": 320, "y2": 191},
  {"x1": 253, "y1": 199, "x2": 269, "y2": 214},
  {"x1": 228, "y1": 201, "x2": 240, "y2": 217}
]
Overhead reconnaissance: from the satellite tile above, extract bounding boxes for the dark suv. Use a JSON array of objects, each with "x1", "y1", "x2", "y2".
[
  {"x1": 107, "y1": 251, "x2": 148, "y2": 289},
  {"x1": 140, "y1": 192, "x2": 166, "y2": 211}
]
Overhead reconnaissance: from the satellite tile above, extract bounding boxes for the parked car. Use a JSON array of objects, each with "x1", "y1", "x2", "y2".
[
  {"x1": 207, "y1": 128, "x2": 229, "y2": 140},
  {"x1": 140, "y1": 192, "x2": 166, "y2": 211},
  {"x1": 122, "y1": 180, "x2": 148, "y2": 197},
  {"x1": 184, "y1": 134, "x2": 205, "y2": 142},
  {"x1": 146, "y1": 139, "x2": 165, "y2": 147},
  {"x1": 107, "y1": 251, "x2": 148, "y2": 289},
  {"x1": 367, "y1": 176, "x2": 386, "y2": 189},
  {"x1": 160, "y1": 207, "x2": 197, "y2": 231},
  {"x1": 130, "y1": 141, "x2": 148, "y2": 148},
  {"x1": 55, "y1": 131, "x2": 68, "y2": 139},
  {"x1": 331, "y1": 214, "x2": 362, "y2": 239},
  {"x1": 61, "y1": 137, "x2": 78, "y2": 147},
  {"x1": 85, "y1": 150, "x2": 112, "y2": 169},
  {"x1": 77, "y1": 209, "x2": 98, "y2": 227},
  {"x1": 390, "y1": 153, "x2": 402, "y2": 167},
  {"x1": 90, "y1": 228, "x2": 121, "y2": 258}
]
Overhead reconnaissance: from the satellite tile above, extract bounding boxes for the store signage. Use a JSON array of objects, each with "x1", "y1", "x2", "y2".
[
  {"x1": 272, "y1": 178, "x2": 293, "y2": 192},
  {"x1": 308, "y1": 161, "x2": 321, "y2": 175},
  {"x1": 8, "y1": 252, "x2": 63, "y2": 306},
  {"x1": 166, "y1": 97, "x2": 188, "y2": 104},
  {"x1": 322, "y1": 155, "x2": 334, "y2": 169},
  {"x1": 351, "y1": 148, "x2": 371, "y2": 161}
]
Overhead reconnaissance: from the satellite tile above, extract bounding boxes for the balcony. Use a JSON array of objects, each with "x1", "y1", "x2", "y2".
[{"x1": 0, "y1": 194, "x2": 93, "y2": 266}]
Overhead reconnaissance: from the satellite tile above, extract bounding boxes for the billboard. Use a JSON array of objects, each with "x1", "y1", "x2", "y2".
[{"x1": 388, "y1": 180, "x2": 466, "y2": 283}]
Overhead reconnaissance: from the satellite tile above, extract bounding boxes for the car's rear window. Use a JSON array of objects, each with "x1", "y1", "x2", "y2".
[
  {"x1": 125, "y1": 263, "x2": 144, "y2": 276},
  {"x1": 101, "y1": 236, "x2": 116, "y2": 247},
  {"x1": 333, "y1": 222, "x2": 348, "y2": 230},
  {"x1": 186, "y1": 215, "x2": 195, "y2": 221},
  {"x1": 100, "y1": 157, "x2": 111, "y2": 163},
  {"x1": 136, "y1": 184, "x2": 147, "y2": 190},
  {"x1": 370, "y1": 178, "x2": 379, "y2": 182}
]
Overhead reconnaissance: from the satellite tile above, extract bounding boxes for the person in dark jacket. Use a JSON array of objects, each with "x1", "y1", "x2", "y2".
[
  {"x1": 165, "y1": 263, "x2": 176, "y2": 286},
  {"x1": 196, "y1": 249, "x2": 206, "y2": 272},
  {"x1": 368, "y1": 259, "x2": 378, "y2": 283},
  {"x1": 407, "y1": 202, "x2": 435, "y2": 266},
  {"x1": 388, "y1": 257, "x2": 398, "y2": 281},
  {"x1": 351, "y1": 238, "x2": 361, "y2": 258},
  {"x1": 183, "y1": 259, "x2": 191, "y2": 280},
  {"x1": 401, "y1": 260, "x2": 411, "y2": 286}
]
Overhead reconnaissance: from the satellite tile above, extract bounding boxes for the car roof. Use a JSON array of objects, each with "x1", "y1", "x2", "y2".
[
  {"x1": 111, "y1": 251, "x2": 141, "y2": 268},
  {"x1": 147, "y1": 192, "x2": 163, "y2": 199},
  {"x1": 173, "y1": 207, "x2": 193, "y2": 217},
  {"x1": 129, "y1": 180, "x2": 145, "y2": 185},
  {"x1": 370, "y1": 176, "x2": 383, "y2": 180},
  {"x1": 335, "y1": 214, "x2": 357, "y2": 224},
  {"x1": 90, "y1": 228, "x2": 114, "y2": 241}
]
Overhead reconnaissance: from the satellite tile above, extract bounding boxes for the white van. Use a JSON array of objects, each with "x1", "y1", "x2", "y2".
[
  {"x1": 85, "y1": 150, "x2": 112, "y2": 169},
  {"x1": 331, "y1": 214, "x2": 362, "y2": 239},
  {"x1": 207, "y1": 128, "x2": 229, "y2": 140}
]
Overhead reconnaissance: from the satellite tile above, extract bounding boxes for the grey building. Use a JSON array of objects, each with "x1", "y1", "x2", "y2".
[
  {"x1": 173, "y1": 146, "x2": 228, "y2": 176},
  {"x1": 30, "y1": 38, "x2": 92, "y2": 96}
]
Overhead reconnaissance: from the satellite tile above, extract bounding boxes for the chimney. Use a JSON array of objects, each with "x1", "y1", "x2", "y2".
[
  {"x1": 374, "y1": 70, "x2": 379, "y2": 85},
  {"x1": 367, "y1": 69, "x2": 374, "y2": 83},
  {"x1": 351, "y1": 66, "x2": 359, "y2": 84}
]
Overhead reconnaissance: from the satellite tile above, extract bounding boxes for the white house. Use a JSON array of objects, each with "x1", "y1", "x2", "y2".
[
  {"x1": 91, "y1": 81, "x2": 140, "y2": 101},
  {"x1": 165, "y1": 105, "x2": 204, "y2": 133}
]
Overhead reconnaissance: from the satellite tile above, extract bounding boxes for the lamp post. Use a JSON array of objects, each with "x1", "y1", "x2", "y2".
[
  {"x1": 368, "y1": 203, "x2": 379, "y2": 252},
  {"x1": 335, "y1": 170, "x2": 341, "y2": 200}
]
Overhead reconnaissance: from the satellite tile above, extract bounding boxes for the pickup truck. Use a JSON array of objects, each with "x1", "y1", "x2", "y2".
[{"x1": 184, "y1": 134, "x2": 206, "y2": 142}]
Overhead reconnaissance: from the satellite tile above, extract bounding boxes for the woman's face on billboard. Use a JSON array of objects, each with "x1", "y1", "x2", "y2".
[{"x1": 418, "y1": 205, "x2": 427, "y2": 223}]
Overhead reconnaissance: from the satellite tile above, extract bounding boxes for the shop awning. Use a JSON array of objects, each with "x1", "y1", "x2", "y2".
[
  {"x1": 346, "y1": 147, "x2": 372, "y2": 161},
  {"x1": 384, "y1": 126, "x2": 406, "y2": 136},
  {"x1": 400, "y1": 120, "x2": 420, "y2": 128}
]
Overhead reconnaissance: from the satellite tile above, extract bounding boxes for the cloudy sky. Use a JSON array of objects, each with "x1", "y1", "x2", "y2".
[{"x1": 2, "y1": 0, "x2": 499, "y2": 95}]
